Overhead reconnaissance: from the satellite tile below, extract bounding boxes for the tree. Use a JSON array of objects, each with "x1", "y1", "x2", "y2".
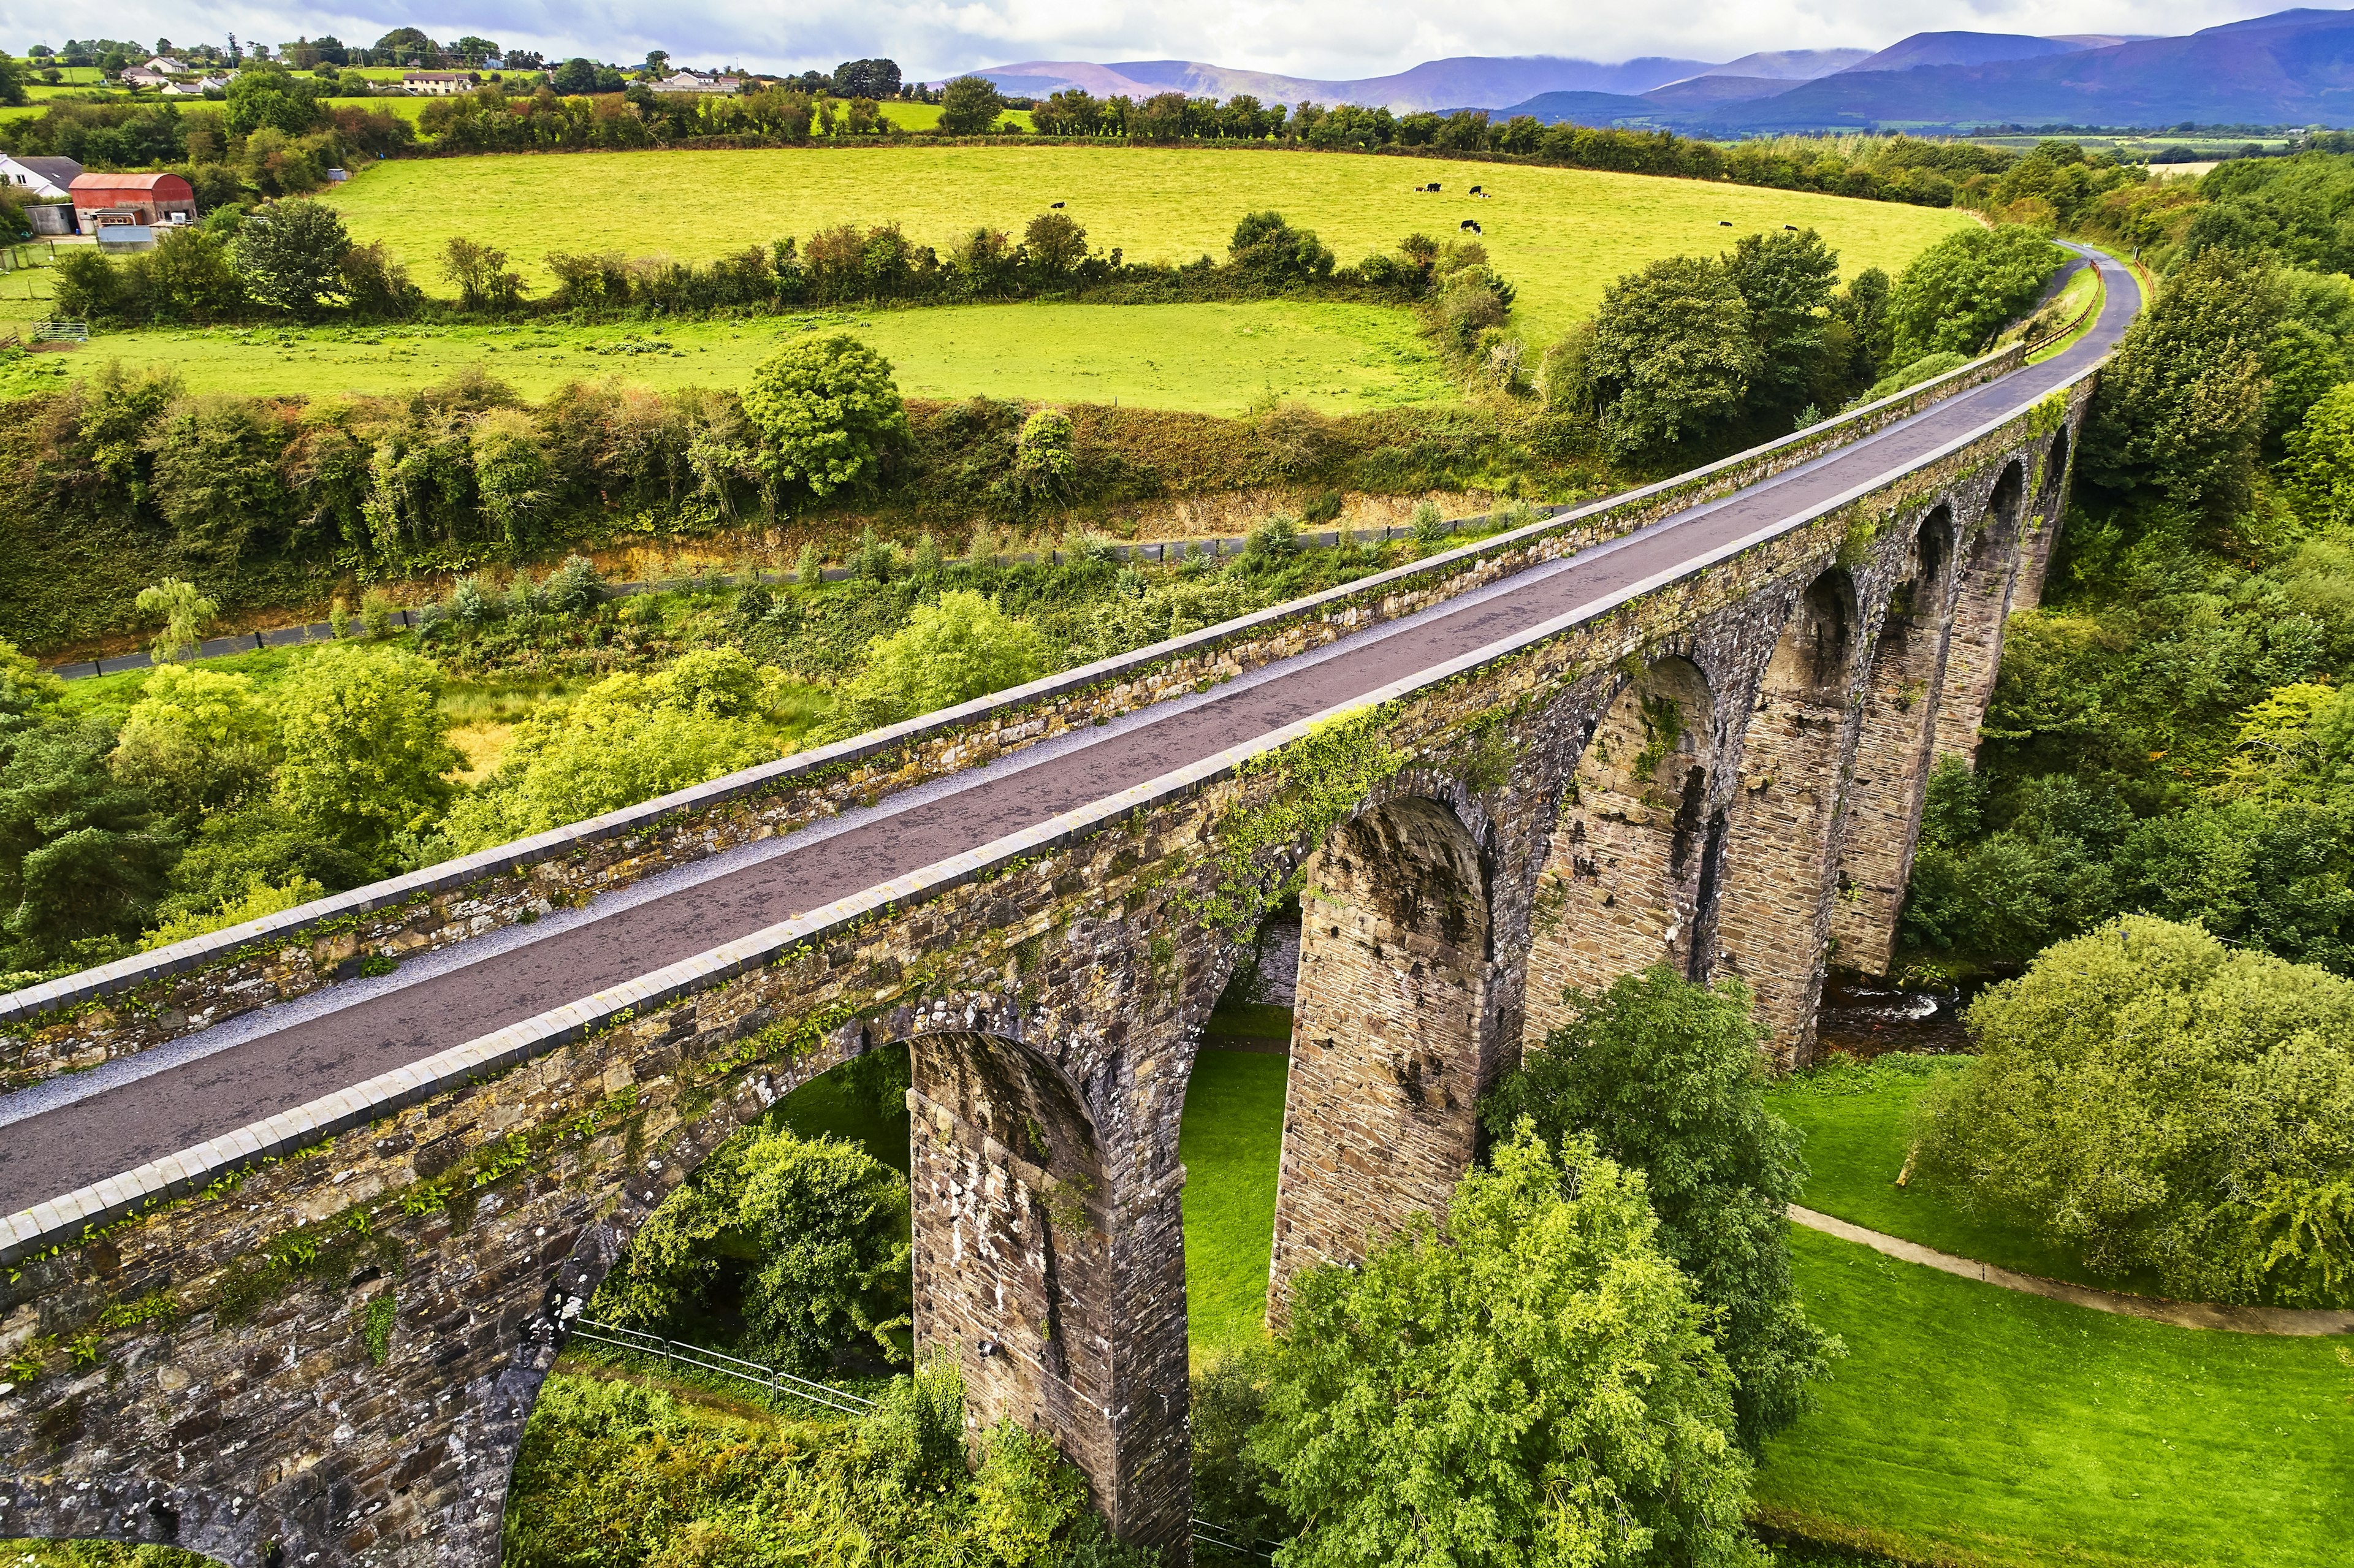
[
  {"x1": 1886, "y1": 225, "x2": 2065, "y2": 362},
  {"x1": 589, "y1": 1123, "x2": 912, "y2": 1374},
  {"x1": 1586, "y1": 254, "x2": 1759, "y2": 460},
  {"x1": 1723, "y1": 226, "x2": 1840, "y2": 419},
  {"x1": 223, "y1": 64, "x2": 322, "y2": 135},
  {"x1": 372, "y1": 27, "x2": 439, "y2": 66},
  {"x1": 234, "y1": 199, "x2": 352, "y2": 318},
  {"x1": 0, "y1": 52, "x2": 27, "y2": 108},
  {"x1": 0, "y1": 639, "x2": 64, "y2": 752},
  {"x1": 134, "y1": 577, "x2": 218, "y2": 663},
  {"x1": 938, "y1": 74, "x2": 1004, "y2": 135},
  {"x1": 833, "y1": 58, "x2": 902, "y2": 99},
  {"x1": 2283, "y1": 381, "x2": 2354, "y2": 528},
  {"x1": 1252, "y1": 1129, "x2": 1767, "y2": 1568},
  {"x1": 832, "y1": 590, "x2": 1046, "y2": 734},
  {"x1": 551, "y1": 56, "x2": 599, "y2": 94},
  {"x1": 2080, "y1": 246, "x2": 2272, "y2": 525},
  {"x1": 1482, "y1": 967, "x2": 1838, "y2": 1452},
  {"x1": 1227, "y1": 210, "x2": 1335, "y2": 281},
  {"x1": 0, "y1": 722, "x2": 177, "y2": 969},
  {"x1": 1023, "y1": 210, "x2": 1088, "y2": 278},
  {"x1": 1918, "y1": 916, "x2": 2354, "y2": 1307},
  {"x1": 740, "y1": 333, "x2": 908, "y2": 498},
  {"x1": 270, "y1": 645, "x2": 459, "y2": 871},
  {"x1": 110, "y1": 664, "x2": 279, "y2": 829}
]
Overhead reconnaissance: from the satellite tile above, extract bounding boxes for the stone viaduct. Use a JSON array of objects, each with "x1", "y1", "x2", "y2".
[{"x1": 0, "y1": 286, "x2": 2119, "y2": 1568}]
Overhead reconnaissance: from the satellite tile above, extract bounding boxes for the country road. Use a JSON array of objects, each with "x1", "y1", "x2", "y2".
[{"x1": 0, "y1": 248, "x2": 2141, "y2": 1217}]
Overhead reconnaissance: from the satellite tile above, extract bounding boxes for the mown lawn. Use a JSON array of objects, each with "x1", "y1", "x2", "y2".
[
  {"x1": 42, "y1": 298, "x2": 1455, "y2": 413},
  {"x1": 1764, "y1": 1056, "x2": 2162, "y2": 1293},
  {"x1": 318, "y1": 144, "x2": 1976, "y2": 345},
  {"x1": 1179, "y1": 1048, "x2": 1290, "y2": 1359},
  {"x1": 1758, "y1": 1225, "x2": 2354, "y2": 1568}
]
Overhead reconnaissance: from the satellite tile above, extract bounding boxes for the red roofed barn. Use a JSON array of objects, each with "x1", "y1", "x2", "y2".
[{"x1": 69, "y1": 171, "x2": 198, "y2": 231}]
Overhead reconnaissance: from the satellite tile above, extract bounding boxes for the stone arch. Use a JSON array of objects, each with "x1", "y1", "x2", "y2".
[
  {"x1": 2040, "y1": 424, "x2": 2071, "y2": 503},
  {"x1": 1269, "y1": 794, "x2": 1493, "y2": 1313},
  {"x1": 1932, "y1": 459, "x2": 2033, "y2": 768},
  {"x1": 1707, "y1": 568, "x2": 1863, "y2": 1064},
  {"x1": 1522, "y1": 654, "x2": 1721, "y2": 1050},
  {"x1": 1831, "y1": 506, "x2": 1959, "y2": 976}
]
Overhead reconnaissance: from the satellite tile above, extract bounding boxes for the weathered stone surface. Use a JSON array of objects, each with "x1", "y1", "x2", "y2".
[{"x1": 0, "y1": 379, "x2": 2087, "y2": 1568}]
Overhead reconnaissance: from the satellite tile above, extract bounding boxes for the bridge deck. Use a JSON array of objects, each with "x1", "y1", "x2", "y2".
[{"x1": 0, "y1": 253, "x2": 2141, "y2": 1217}]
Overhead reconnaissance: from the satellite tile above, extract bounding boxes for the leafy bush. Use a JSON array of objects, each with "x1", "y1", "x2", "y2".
[
  {"x1": 1848, "y1": 349, "x2": 1967, "y2": 408},
  {"x1": 443, "y1": 657, "x2": 780, "y2": 853},
  {"x1": 270, "y1": 644, "x2": 459, "y2": 874},
  {"x1": 830, "y1": 590, "x2": 1046, "y2": 736},
  {"x1": 109, "y1": 664, "x2": 279, "y2": 829},
  {"x1": 140, "y1": 874, "x2": 324, "y2": 951},
  {"x1": 0, "y1": 719, "x2": 177, "y2": 970},
  {"x1": 134, "y1": 578, "x2": 219, "y2": 664},
  {"x1": 1586, "y1": 254, "x2": 1760, "y2": 460},
  {"x1": 1253, "y1": 1128, "x2": 1765, "y2": 1567},
  {"x1": 232, "y1": 199, "x2": 354, "y2": 319},
  {"x1": 1919, "y1": 916, "x2": 2354, "y2": 1307},
  {"x1": 1482, "y1": 965, "x2": 1837, "y2": 1452},
  {"x1": 741, "y1": 334, "x2": 910, "y2": 500},
  {"x1": 1886, "y1": 225, "x2": 2065, "y2": 362}
]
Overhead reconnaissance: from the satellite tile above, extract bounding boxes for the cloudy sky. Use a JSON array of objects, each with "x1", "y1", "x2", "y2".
[{"x1": 5, "y1": 0, "x2": 2313, "y2": 78}]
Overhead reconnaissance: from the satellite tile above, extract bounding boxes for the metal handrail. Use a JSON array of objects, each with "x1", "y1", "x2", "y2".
[
  {"x1": 1191, "y1": 1518, "x2": 1281, "y2": 1561},
  {"x1": 568, "y1": 1316, "x2": 878, "y2": 1417},
  {"x1": 2025, "y1": 261, "x2": 2105, "y2": 356}
]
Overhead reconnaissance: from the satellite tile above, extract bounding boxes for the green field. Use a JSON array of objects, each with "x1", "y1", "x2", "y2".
[
  {"x1": 1178, "y1": 1048, "x2": 1290, "y2": 1358},
  {"x1": 318, "y1": 145, "x2": 1977, "y2": 346},
  {"x1": 1757, "y1": 1227, "x2": 2354, "y2": 1568},
  {"x1": 33, "y1": 299, "x2": 1454, "y2": 413},
  {"x1": 1764, "y1": 1056, "x2": 2165, "y2": 1293}
]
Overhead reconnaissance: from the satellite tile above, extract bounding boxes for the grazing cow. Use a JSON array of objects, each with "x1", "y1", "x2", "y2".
[
  {"x1": 1423, "y1": 182, "x2": 1442, "y2": 192},
  {"x1": 1460, "y1": 218, "x2": 1482, "y2": 234},
  {"x1": 1720, "y1": 219, "x2": 1733, "y2": 226},
  {"x1": 1783, "y1": 223, "x2": 1797, "y2": 230},
  {"x1": 1051, "y1": 200, "x2": 1066, "y2": 208},
  {"x1": 1469, "y1": 184, "x2": 1483, "y2": 194}
]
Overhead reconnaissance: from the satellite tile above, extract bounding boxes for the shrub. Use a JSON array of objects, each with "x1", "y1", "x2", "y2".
[
  {"x1": 1408, "y1": 498, "x2": 1447, "y2": 544},
  {"x1": 110, "y1": 664, "x2": 280, "y2": 828},
  {"x1": 1886, "y1": 224, "x2": 2066, "y2": 362},
  {"x1": 741, "y1": 334, "x2": 909, "y2": 500},
  {"x1": 269, "y1": 644, "x2": 459, "y2": 874},
  {"x1": 1918, "y1": 916, "x2": 2354, "y2": 1307},
  {"x1": 0, "y1": 720, "x2": 177, "y2": 969},
  {"x1": 1011, "y1": 407, "x2": 1077, "y2": 504},
  {"x1": 140, "y1": 873, "x2": 324, "y2": 950},
  {"x1": 831, "y1": 589, "x2": 1047, "y2": 734},
  {"x1": 541, "y1": 554, "x2": 606, "y2": 614}
]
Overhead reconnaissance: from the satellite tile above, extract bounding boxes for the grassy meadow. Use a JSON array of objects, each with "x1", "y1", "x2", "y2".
[
  {"x1": 26, "y1": 298, "x2": 1455, "y2": 413},
  {"x1": 318, "y1": 145, "x2": 1978, "y2": 347}
]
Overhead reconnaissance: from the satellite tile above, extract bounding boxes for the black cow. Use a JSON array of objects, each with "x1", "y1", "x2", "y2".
[
  {"x1": 1720, "y1": 219, "x2": 1733, "y2": 226},
  {"x1": 1051, "y1": 200, "x2": 1066, "y2": 208},
  {"x1": 1460, "y1": 218, "x2": 1482, "y2": 234},
  {"x1": 1469, "y1": 184, "x2": 1483, "y2": 195}
]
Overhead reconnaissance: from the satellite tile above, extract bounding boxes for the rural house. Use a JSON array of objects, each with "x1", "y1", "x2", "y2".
[
  {"x1": 655, "y1": 70, "x2": 745, "y2": 93},
  {"x1": 0, "y1": 154, "x2": 80, "y2": 200},
  {"x1": 119, "y1": 66, "x2": 167, "y2": 88},
  {"x1": 143, "y1": 55, "x2": 190, "y2": 74},
  {"x1": 403, "y1": 70, "x2": 477, "y2": 94}
]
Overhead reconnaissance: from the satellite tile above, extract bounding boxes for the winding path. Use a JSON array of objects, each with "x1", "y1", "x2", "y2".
[
  {"x1": 1788, "y1": 1205, "x2": 2354, "y2": 1336},
  {"x1": 0, "y1": 249, "x2": 2144, "y2": 1221}
]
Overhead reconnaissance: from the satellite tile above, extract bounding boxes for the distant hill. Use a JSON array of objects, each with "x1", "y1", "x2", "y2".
[
  {"x1": 1699, "y1": 8, "x2": 2354, "y2": 130},
  {"x1": 1488, "y1": 90, "x2": 1669, "y2": 127},
  {"x1": 1693, "y1": 48, "x2": 1872, "y2": 80},
  {"x1": 1836, "y1": 31, "x2": 2089, "y2": 74},
  {"x1": 1640, "y1": 75, "x2": 1803, "y2": 113},
  {"x1": 963, "y1": 54, "x2": 1728, "y2": 111}
]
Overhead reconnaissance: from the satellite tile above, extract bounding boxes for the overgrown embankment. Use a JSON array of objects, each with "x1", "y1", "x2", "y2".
[{"x1": 0, "y1": 377, "x2": 1595, "y2": 659}]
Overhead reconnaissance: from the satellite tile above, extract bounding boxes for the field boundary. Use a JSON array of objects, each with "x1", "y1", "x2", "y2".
[
  {"x1": 0, "y1": 341, "x2": 2021, "y2": 1034},
  {"x1": 1787, "y1": 1205, "x2": 2354, "y2": 1336}
]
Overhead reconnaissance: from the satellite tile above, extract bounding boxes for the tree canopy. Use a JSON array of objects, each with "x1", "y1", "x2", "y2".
[
  {"x1": 1482, "y1": 965, "x2": 1837, "y2": 1452},
  {"x1": 1252, "y1": 1128, "x2": 1766, "y2": 1568},
  {"x1": 741, "y1": 333, "x2": 908, "y2": 499}
]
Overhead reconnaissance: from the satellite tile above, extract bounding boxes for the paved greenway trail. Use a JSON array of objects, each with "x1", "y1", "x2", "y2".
[{"x1": 0, "y1": 253, "x2": 2143, "y2": 1218}]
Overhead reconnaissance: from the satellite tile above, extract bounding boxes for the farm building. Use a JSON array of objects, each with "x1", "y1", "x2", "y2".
[
  {"x1": 655, "y1": 71, "x2": 745, "y2": 93},
  {"x1": 70, "y1": 172, "x2": 198, "y2": 233},
  {"x1": 403, "y1": 71, "x2": 476, "y2": 94}
]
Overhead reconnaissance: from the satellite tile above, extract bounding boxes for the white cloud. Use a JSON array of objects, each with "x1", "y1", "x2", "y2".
[{"x1": 2, "y1": 0, "x2": 2301, "y2": 79}]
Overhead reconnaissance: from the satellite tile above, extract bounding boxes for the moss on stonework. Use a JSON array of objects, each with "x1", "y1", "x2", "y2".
[{"x1": 1191, "y1": 704, "x2": 1409, "y2": 932}]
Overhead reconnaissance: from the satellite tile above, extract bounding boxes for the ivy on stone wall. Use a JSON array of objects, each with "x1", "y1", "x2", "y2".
[{"x1": 1190, "y1": 706, "x2": 1407, "y2": 932}]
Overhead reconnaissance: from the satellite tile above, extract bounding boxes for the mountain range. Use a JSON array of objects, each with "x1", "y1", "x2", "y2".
[{"x1": 954, "y1": 9, "x2": 2354, "y2": 130}]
